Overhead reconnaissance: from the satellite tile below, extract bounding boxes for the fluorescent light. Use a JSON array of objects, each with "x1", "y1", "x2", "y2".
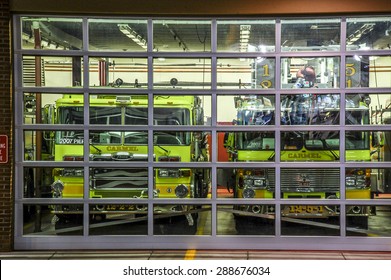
[
  {"x1": 118, "y1": 24, "x2": 148, "y2": 50},
  {"x1": 239, "y1": 25, "x2": 251, "y2": 52}
]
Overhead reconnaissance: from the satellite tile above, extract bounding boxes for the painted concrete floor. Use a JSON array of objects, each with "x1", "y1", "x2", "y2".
[{"x1": 1, "y1": 250, "x2": 391, "y2": 260}]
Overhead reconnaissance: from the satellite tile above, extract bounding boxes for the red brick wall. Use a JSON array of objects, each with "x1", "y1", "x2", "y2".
[{"x1": 0, "y1": 0, "x2": 12, "y2": 252}]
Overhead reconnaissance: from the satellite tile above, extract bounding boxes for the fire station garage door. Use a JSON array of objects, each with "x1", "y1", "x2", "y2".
[{"x1": 13, "y1": 15, "x2": 391, "y2": 250}]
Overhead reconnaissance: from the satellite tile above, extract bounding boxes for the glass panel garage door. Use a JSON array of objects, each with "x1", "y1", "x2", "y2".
[{"x1": 13, "y1": 15, "x2": 391, "y2": 250}]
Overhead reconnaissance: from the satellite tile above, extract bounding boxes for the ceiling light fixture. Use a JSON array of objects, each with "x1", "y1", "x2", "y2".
[
  {"x1": 239, "y1": 25, "x2": 251, "y2": 52},
  {"x1": 22, "y1": 32, "x2": 67, "y2": 50},
  {"x1": 346, "y1": 23, "x2": 375, "y2": 45},
  {"x1": 118, "y1": 24, "x2": 148, "y2": 50}
]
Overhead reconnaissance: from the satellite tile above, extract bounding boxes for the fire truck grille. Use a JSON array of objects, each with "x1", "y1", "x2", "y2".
[
  {"x1": 280, "y1": 168, "x2": 340, "y2": 193},
  {"x1": 90, "y1": 168, "x2": 148, "y2": 189}
]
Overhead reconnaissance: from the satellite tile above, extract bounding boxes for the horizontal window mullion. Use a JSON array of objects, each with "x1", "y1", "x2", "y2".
[
  {"x1": 16, "y1": 198, "x2": 85, "y2": 204},
  {"x1": 345, "y1": 162, "x2": 391, "y2": 168},
  {"x1": 15, "y1": 87, "x2": 85, "y2": 93},
  {"x1": 277, "y1": 126, "x2": 343, "y2": 131},
  {"x1": 279, "y1": 162, "x2": 344, "y2": 168},
  {"x1": 88, "y1": 88, "x2": 150, "y2": 94},
  {"x1": 153, "y1": 126, "x2": 212, "y2": 131},
  {"x1": 150, "y1": 199, "x2": 211, "y2": 204},
  {"x1": 215, "y1": 126, "x2": 344, "y2": 132},
  {"x1": 87, "y1": 51, "x2": 150, "y2": 57},
  {"x1": 151, "y1": 90, "x2": 214, "y2": 95},
  {"x1": 151, "y1": 52, "x2": 213, "y2": 58},
  {"x1": 345, "y1": 125, "x2": 391, "y2": 131},
  {"x1": 153, "y1": 162, "x2": 213, "y2": 168},
  {"x1": 22, "y1": 124, "x2": 86, "y2": 130},
  {"x1": 344, "y1": 88, "x2": 391, "y2": 94},
  {"x1": 88, "y1": 125, "x2": 149, "y2": 130},
  {"x1": 216, "y1": 89, "x2": 277, "y2": 94},
  {"x1": 280, "y1": 88, "x2": 342, "y2": 94},
  {"x1": 21, "y1": 161, "x2": 87, "y2": 167},
  {"x1": 14, "y1": 49, "x2": 84, "y2": 56},
  {"x1": 280, "y1": 52, "x2": 342, "y2": 57}
]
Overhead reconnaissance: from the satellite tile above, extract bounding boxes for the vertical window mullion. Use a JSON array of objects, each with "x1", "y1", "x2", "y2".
[
  {"x1": 83, "y1": 17, "x2": 90, "y2": 236},
  {"x1": 274, "y1": 18, "x2": 282, "y2": 236},
  {"x1": 147, "y1": 18, "x2": 154, "y2": 235},
  {"x1": 339, "y1": 16, "x2": 347, "y2": 237}
]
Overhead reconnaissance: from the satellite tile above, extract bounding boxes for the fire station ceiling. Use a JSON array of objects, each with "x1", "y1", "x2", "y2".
[{"x1": 20, "y1": 18, "x2": 391, "y2": 52}]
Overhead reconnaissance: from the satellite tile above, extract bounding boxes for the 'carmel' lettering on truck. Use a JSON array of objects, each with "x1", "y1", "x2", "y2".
[
  {"x1": 107, "y1": 146, "x2": 139, "y2": 152},
  {"x1": 287, "y1": 153, "x2": 321, "y2": 159}
]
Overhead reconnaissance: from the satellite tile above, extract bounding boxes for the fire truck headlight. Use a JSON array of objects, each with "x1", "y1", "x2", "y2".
[
  {"x1": 242, "y1": 187, "x2": 255, "y2": 198},
  {"x1": 175, "y1": 184, "x2": 189, "y2": 198},
  {"x1": 158, "y1": 169, "x2": 169, "y2": 177},
  {"x1": 356, "y1": 176, "x2": 367, "y2": 188},
  {"x1": 253, "y1": 179, "x2": 265, "y2": 187},
  {"x1": 158, "y1": 169, "x2": 182, "y2": 178},
  {"x1": 346, "y1": 177, "x2": 356, "y2": 186},
  {"x1": 51, "y1": 180, "x2": 64, "y2": 198},
  {"x1": 61, "y1": 168, "x2": 84, "y2": 177},
  {"x1": 346, "y1": 175, "x2": 367, "y2": 189}
]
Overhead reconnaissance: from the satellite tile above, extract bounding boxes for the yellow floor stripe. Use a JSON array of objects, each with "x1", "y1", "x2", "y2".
[
  {"x1": 184, "y1": 209, "x2": 209, "y2": 259},
  {"x1": 184, "y1": 249, "x2": 197, "y2": 260}
]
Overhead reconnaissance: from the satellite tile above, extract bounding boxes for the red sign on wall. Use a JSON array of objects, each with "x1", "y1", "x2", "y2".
[{"x1": 0, "y1": 135, "x2": 8, "y2": 164}]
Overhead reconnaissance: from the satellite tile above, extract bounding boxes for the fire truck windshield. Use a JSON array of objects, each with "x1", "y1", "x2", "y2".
[
  {"x1": 58, "y1": 106, "x2": 190, "y2": 125},
  {"x1": 236, "y1": 131, "x2": 368, "y2": 151},
  {"x1": 57, "y1": 106, "x2": 191, "y2": 145},
  {"x1": 239, "y1": 132, "x2": 275, "y2": 150}
]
